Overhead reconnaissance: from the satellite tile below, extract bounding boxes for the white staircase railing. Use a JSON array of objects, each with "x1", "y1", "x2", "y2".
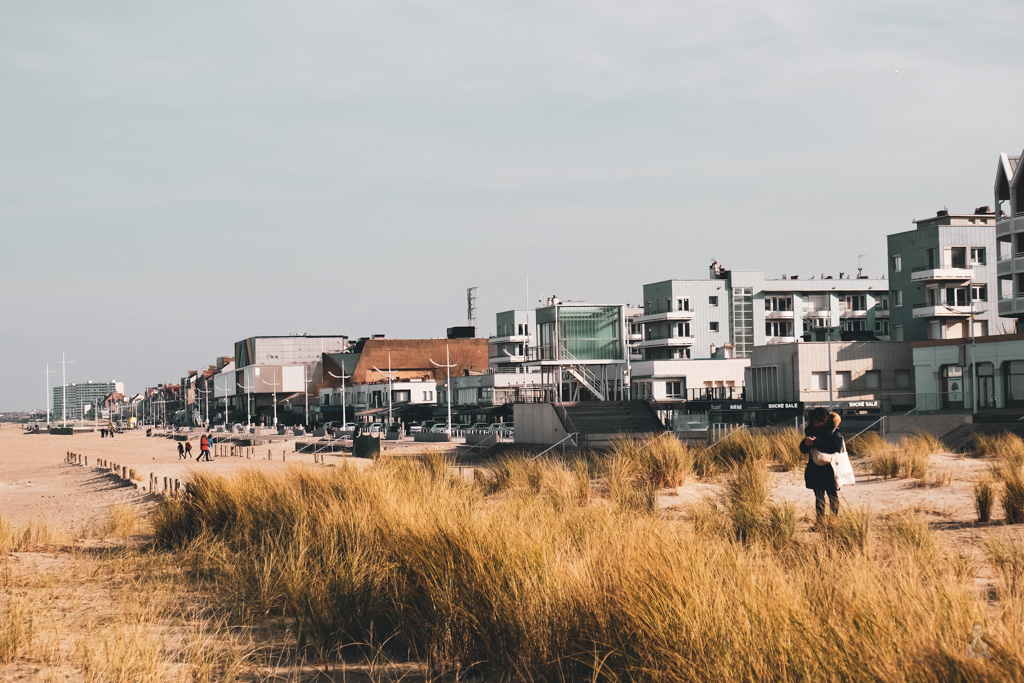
[{"x1": 560, "y1": 347, "x2": 606, "y2": 401}]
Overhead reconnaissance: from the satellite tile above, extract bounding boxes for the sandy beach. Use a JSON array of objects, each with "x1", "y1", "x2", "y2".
[
  {"x1": 0, "y1": 426, "x2": 377, "y2": 529},
  {"x1": 0, "y1": 424, "x2": 990, "y2": 536}
]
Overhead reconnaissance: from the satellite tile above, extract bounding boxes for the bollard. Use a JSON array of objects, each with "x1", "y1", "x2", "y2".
[
  {"x1": 163, "y1": 477, "x2": 169, "y2": 493},
  {"x1": 84, "y1": 456, "x2": 88, "y2": 467}
]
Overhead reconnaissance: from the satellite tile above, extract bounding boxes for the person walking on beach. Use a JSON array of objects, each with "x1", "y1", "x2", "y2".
[
  {"x1": 198, "y1": 433, "x2": 211, "y2": 462},
  {"x1": 177, "y1": 442, "x2": 185, "y2": 459},
  {"x1": 800, "y1": 407, "x2": 844, "y2": 529},
  {"x1": 184, "y1": 440, "x2": 193, "y2": 458}
]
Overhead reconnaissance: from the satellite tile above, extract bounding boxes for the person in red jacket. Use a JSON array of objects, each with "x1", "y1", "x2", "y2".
[{"x1": 199, "y1": 434, "x2": 211, "y2": 462}]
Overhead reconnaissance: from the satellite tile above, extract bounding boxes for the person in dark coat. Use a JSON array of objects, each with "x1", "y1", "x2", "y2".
[{"x1": 800, "y1": 407, "x2": 844, "y2": 527}]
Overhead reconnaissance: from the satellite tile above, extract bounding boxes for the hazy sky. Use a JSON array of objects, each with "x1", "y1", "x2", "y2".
[{"x1": 3, "y1": 0, "x2": 1023, "y2": 411}]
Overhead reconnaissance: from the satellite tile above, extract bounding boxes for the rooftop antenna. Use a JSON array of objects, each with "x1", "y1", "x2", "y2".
[{"x1": 467, "y1": 286, "x2": 478, "y2": 329}]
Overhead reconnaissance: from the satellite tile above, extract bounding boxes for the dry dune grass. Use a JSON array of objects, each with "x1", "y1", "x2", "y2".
[{"x1": 149, "y1": 443, "x2": 1024, "y2": 681}]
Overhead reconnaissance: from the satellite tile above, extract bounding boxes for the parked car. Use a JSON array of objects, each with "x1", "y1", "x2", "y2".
[
  {"x1": 408, "y1": 423, "x2": 424, "y2": 434},
  {"x1": 469, "y1": 422, "x2": 489, "y2": 432},
  {"x1": 429, "y1": 423, "x2": 449, "y2": 434}
]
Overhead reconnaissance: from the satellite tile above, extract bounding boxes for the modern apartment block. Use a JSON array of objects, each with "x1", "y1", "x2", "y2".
[
  {"x1": 887, "y1": 207, "x2": 1011, "y2": 342},
  {"x1": 637, "y1": 264, "x2": 890, "y2": 361},
  {"x1": 488, "y1": 309, "x2": 536, "y2": 373},
  {"x1": 995, "y1": 150, "x2": 1024, "y2": 329},
  {"x1": 533, "y1": 301, "x2": 629, "y2": 402},
  {"x1": 53, "y1": 380, "x2": 125, "y2": 421}
]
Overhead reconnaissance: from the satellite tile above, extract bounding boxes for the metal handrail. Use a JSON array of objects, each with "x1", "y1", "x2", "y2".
[{"x1": 533, "y1": 432, "x2": 578, "y2": 459}]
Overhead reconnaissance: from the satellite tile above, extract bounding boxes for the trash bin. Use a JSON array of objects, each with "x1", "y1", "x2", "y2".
[{"x1": 354, "y1": 434, "x2": 381, "y2": 459}]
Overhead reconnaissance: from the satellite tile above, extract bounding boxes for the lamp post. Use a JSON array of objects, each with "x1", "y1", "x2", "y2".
[
  {"x1": 303, "y1": 368, "x2": 315, "y2": 428},
  {"x1": 430, "y1": 344, "x2": 456, "y2": 439},
  {"x1": 237, "y1": 380, "x2": 254, "y2": 428},
  {"x1": 197, "y1": 387, "x2": 211, "y2": 427},
  {"x1": 60, "y1": 353, "x2": 73, "y2": 428},
  {"x1": 43, "y1": 364, "x2": 55, "y2": 426},
  {"x1": 261, "y1": 375, "x2": 281, "y2": 427},
  {"x1": 328, "y1": 369, "x2": 351, "y2": 429},
  {"x1": 372, "y1": 353, "x2": 395, "y2": 426}
]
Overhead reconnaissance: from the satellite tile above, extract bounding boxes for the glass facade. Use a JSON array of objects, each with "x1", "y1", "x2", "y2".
[
  {"x1": 732, "y1": 288, "x2": 754, "y2": 357},
  {"x1": 537, "y1": 305, "x2": 624, "y2": 361}
]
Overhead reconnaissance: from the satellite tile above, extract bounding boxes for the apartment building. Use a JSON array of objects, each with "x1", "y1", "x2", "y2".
[
  {"x1": 230, "y1": 335, "x2": 351, "y2": 425},
  {"x1": 887, "y1": 207, "x2": 1011, "y2": 342},
  {"x1": 53, "y1": 380, "x2": 125, "y2": 421},
  {"x1": 746, "y1": 341, "x2": 914, "y2": 413},
  {"x1": 638, "y1": 264, "x2": 890, "y2": 361},
  {"x1": 488, "y1": 309, "x2": 535, "y2": 373},
  {"x1": 995, "y1": 150, "x2": 1024, "y2": 329}
]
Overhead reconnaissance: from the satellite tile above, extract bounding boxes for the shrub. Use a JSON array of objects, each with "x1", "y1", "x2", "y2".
[
  {"x1": 609, "y1": 434, "x2": 692, "y2": 488},
  {"x1": 726, "y1": 458, "x2": 769, "y2": 542},
  {"x1": 886, "y1": 509, "x2": 934, "y2": 554},
  {"x1": 1001, "y1": 471, "x2": 1024, "y2": 524},
  {"x1": 973, "y1": 478, "x2": 995, "y2": 523},
  {"x1": 824, "y1": 506, "x2": 872, "y2": 554},
  {"x1": 872, "y1": 452, "x2": 901, "y2": 479},
  {"x1": 847, "y1": 431, "x2": 891, "y2": 459},
  {"x1": 972, "y1": 431, "x2": 1024, "y2": 461}
]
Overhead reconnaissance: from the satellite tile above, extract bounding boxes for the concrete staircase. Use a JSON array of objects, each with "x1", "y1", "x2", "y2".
[{"x1": 559, "y1": 401, "x2": 666, "y2": 448}]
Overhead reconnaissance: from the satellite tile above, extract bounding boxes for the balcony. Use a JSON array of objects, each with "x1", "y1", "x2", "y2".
[
  {"x1": 765, "y1": 309, "x2": 795, "y2": 318},
  {"x1": 490, "y1": 354, "x2": 528, "y2": 364},
  {"x1": 912, "y1": 303, "x2": 971, "y2": 318},
  {"x1": 634, "y1": 309, "x2": 694, "y2": 323},
  {"x1": 996, "y1": 216, "x2": 1013, "y2": 238},
  {"x1": 910, "y1": 266, "x2": 973, "y2": 282},
  {"x1": 489, "y1": 334, "x2": 531, "y2": 345},
  {"x1": 635, "y1": 337, "x2": 695, "y2": 349},
  {"x1": 875, "y1": 309, "x2": 890, "y2": 318},
  {"x1": 999, "y1": 297, "x2": 1017, "y2": 316},
  {"x1": 839, "y1": 308, "x2": 868, "y2": 318}
]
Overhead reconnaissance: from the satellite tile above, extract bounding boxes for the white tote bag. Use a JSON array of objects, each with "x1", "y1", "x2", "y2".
[
  {"x1": 811, "y1": 448, "x2": 833, "y2": 466},
  {"x1": 831, "y1": 449, "x2": 856, "y2": 488}
]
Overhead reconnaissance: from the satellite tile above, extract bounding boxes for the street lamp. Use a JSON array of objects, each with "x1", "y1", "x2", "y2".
[
  {"x1": 303, "y1": 368, "x2": 315, "y2": 428},
  {"x1": 43, "y1": 364, "x2": 55, "y2": 426},
  {"x1": 261, "y1": 375, "x2": 282, "y2": 427},
  {"x1": 430, "y1": 344, "x2": 456, "y2": 439},
  {"x1": 328, "y1": 369, "x2": 351, "y2": 429},
  {"x1": 237, "y1": 380, "x2": 254, "y2": 428},
  {"x1": 372, "y1": 353, "x2": 395, "y2": 426},
  {"x1": 197, "y1": 387, "x2": 211, "y2": 427},
  {"x1": 60, "y1": 352, "x2": 73, "y2": 428}
]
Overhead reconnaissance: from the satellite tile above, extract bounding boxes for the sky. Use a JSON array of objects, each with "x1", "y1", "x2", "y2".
[{"x1": 2, "y1": 0, "x2": 1024, "y2": 411}]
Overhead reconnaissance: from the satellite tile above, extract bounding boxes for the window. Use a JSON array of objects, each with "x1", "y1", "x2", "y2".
[
  {"x1": 710, "y1": 322, "x2": 720, "y2": 332},
  {"x1": 951, "y1": 247, "x2": 967, "y2": 269},
  {"x1": 842, "y1": 320, "x2": 865, "y2": 332},
  {"x1": 665, "y1": 381, "x2": 682, "y2": 399},
  {"x1": 812, "y1": 372, "x2": 830, "y2": 391},
  {"x1": 971, "y1": 247, "x2": 986, "y2": 265},
  {"x1": 895, "y1": 369, "x2": 912, "y2": 389},
  {"x1": 893, "y1": 324, "x2": 904, "y2": 341},
  {"x1": 709, "y1": 296, "x2": 719, "y2": 306},
  {"x1": 864, "y1": 371, "x2": 881, "y2": 390},
  {"x1": 676, "y1": 322, "x2": 690, "y2": 337},
  {"x1": 875, "y1": 320, "x2": 890, "y2": 336},
  {"x1": 677, "y1": 298, "x2": 690, "y2": 311},
  {"x1": 765, "y1": 321, "x2": 793, "y2": 337},
  {"x1": 765, "y1": 296, "x2": 793, "y2": 312},
  {"x1": 1018, "y1": 273, "x2": 1024, "y2": 295},
  {"x1": 835, "y1": 371, "x2": 852, "y2": 390},
  {"x1": 891, "y1": 254, "x2": 902, "y2": 272},
  {"x1": 879, "y1": 295, "x2": 889, "y2": 310},
  {"x1": 892, "y1": 290, "x2": 903, "y2": 307},
  {"x1": 845, "y1": 294, "x2": 866, "y2": 311},
  {"x1": 972, "y1": 284, "x2": 988, "y2": 302}
]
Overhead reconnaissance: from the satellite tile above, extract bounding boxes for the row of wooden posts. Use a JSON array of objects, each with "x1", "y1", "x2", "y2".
[
  {"x1": 64, "y1": 444, "x2": 330, "y2": 499},
  {"x1": 213, "y1": 443, "x2": 327, "y2": 464},
  {"x1": 66, "y1": 450, "x2": 184, "y2": 497}
]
